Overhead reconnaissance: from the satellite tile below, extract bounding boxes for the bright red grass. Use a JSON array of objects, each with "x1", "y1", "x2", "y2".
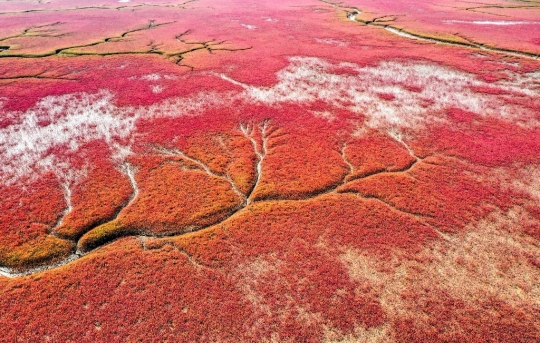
[{"x1": 1, "y1": 0, "x2": 540, "y2": 341}]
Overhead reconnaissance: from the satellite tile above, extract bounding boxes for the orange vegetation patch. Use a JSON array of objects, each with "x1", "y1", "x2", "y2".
[
  {"x1": 0, "y1": 173, "x2": 73, "y2": 268},
  {"x1": 337, "y1": 154, "x2": 513, "y2": 233},
  {"x1": 169, "y1": 193, "x2": 438, "y2": 267},
  {"x1": 343, "y1": 130, "x2": 416, "y2": 181},
  {"x1": 250, "y1": 115, "x2": 349, "y2": 201},
  {"x1": 0, "y1": 239, "x2": 252, "y2": 342},
  {"x1": 78, "y1": 160, "x2": 242, "y2": 252},
  {"x1": 55, "y1": 142, "x2": 133, "y2": 240}
]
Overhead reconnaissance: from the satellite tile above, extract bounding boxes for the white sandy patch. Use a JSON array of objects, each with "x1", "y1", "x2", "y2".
[
  {"x1": 140, "y1": 73, "x2": 161, "y2": 81},
  {"x1": 0, "y1": 91, "x2": 133, "y2": 184},
  {"x1": 150, "y1": 85, "x2": 164, "y2": 93},
  {"x1": 221, "y1": 57, "x2": 539, "y2": 130},
  {"x1": 347, "y1": 10, "x2": 360, "y2": 21},
  {"x1": 129, "y1": 73, "x2": 178, "y2": 81},
  {"x1": 312, "y1": 110, "x2": 336, "y2": 122},
  {"x1": 0, "y1": 90, "x2": 227, "y2": 184},
  {"x1": 341, "y1": 207, "x2": 540, "y2": 330},
  {"x1": 314, "y1": 38, "x2": 348, "y2": 47},
  {"x1": 384, "y1": 27, "x2": 420, "y2": 40},
  {"x1": 500, "y1": 70, "x2": 540, "y2": 96},
  {"x1": 241, "y1": 24, "x2": 257, "y2": 30}
]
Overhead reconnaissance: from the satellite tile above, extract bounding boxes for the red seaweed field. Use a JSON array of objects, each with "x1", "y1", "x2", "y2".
[{"x1": 1, "y1": 0, "x2": 540, "y2": 342}]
